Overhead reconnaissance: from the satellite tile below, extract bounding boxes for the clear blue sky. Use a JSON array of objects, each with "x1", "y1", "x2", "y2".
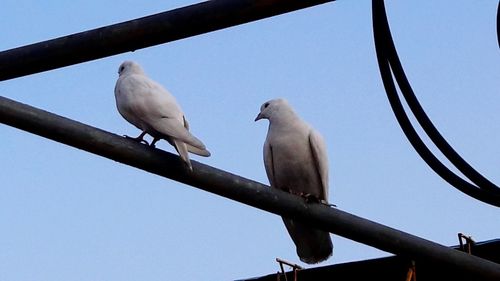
[{"x1": 1, "y1": 1, "x2": 499, "y2": 280}]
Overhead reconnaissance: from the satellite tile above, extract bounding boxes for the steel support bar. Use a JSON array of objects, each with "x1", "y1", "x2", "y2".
[
  {"x1": 0, "y1": 0, "x2": 334, "y2": 81},
  {"x1": 1, "y1": 95, "x2": 500, "y2": 280}
]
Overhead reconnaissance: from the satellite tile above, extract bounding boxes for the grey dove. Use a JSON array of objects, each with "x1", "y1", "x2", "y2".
[
  {"x1": 255, "y1": 98, "x2": 333, "y2": 264},
  {"x1": 114, "y1": 61, "x2": 210, "y2": 170}
]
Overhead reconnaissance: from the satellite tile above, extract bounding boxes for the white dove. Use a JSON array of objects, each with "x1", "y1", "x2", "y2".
[
  {"x1": 114, "y1": 60, "x2": 210, "y2": 170},
  {"x1": 255, "y1": 98, "x2": 333, "y2": 264}
]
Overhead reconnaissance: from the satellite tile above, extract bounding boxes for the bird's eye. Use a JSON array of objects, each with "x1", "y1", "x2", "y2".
[
  {"x1": 119, "y1": 66, "x2": 124, "y2": 72},
  {"x1": 264, "y1": 102, "x2": 269, "y2": 108}
]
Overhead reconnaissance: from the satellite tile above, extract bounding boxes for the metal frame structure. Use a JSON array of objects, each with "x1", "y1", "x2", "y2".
[
  {"x1": 1, "y1": 0, "x2": 499, "y2": 280},
  {"x1": 373, "y1": 0, "x2": 500, "y2": 207},
  {"x1": 243, "y1": 239, "x2": 500, "y2": 281}
]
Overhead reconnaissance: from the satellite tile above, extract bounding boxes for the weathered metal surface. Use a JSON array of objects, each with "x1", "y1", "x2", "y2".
[
  {"x1": 0, "y1": 0, "x2": 334, "y2": 81},
  {"x1": 2, "y1": 95, "x2": 500, "y2": 280}
]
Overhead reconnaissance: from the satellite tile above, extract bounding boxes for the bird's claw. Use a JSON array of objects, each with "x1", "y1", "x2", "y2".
[
  {"x1": 297, "y1": 192, "x2": 336, "y2": 207},
  {"x1": 299, "y1": 192, "x2": 321, "y2": 203},
  {"x1": 323, "y1": 202, "x2": 337, "y2": 208},
  {"x1": 283, "y1": 188, "x2": 335, "y2": 207},
  {"x1": 124, "y1": 135, "x2": 150, "y2": 146}
]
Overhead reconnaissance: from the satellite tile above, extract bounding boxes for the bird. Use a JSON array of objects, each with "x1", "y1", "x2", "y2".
[
  {"x1": 255, "y1": 98, "x2": 333, "y2": 264},
  {"x1": 114, "y1": 60, "x2": 210, "y2": 170}
]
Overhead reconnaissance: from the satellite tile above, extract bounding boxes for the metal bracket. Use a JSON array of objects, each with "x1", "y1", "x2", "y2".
[
  {"x1": 458, "y1": 233, "x2": 475, "y2": 254},
  {"x1": 276, "y1": 258, "x2": 303, "y2": 281},
  {"x1": 405, "y1": 260, "x2": 416, "y2": 281}
]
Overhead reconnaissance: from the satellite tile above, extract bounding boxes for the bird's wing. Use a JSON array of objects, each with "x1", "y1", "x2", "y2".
[
  {"x1": 144, "y1": 79, "x2": 183, "y2": 119},
  {"x1": 116, "y1": 74, "x2": 178, "y2": 119},
  {"x1": 172, "y1": 139, "x2": 193, "y2": 170},
  {"x1": 263, "y1": 141, "x2": 277, "y2": 188},
  {"x1": 183, "y1": 115, "x2": 190, "y2": 130},
  {"x1": 121, "y1": 75, "x2": 206, "y2": 151},
  {"x1": 308, "y1": 129, "x2": 329, "y2": 200},
  {"x1": 181, "y1": 115, "x2": 210, "y2": 156},
  {"x1": 149, "y1": 116, "x2": 207, "y2": 150},
  {"x1": 185, "y1": 144, "x2": 211, "y2": 157}
]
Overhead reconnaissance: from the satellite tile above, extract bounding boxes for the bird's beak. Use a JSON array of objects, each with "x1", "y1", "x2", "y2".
[{"x1": 254, "y1": 113, "x2": 263, "y2": 122}]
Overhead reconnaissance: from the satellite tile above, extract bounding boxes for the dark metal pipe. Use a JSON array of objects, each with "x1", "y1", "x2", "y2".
[
  {"x1": 372, "y1": 0, "x2": 500, "y2": 207},
  {"x1": 1, "y1": 95, "x2": 500, "y2": 280},
  {"x1": 0, "y1": 0, "x2": 334, "y2": 81},
  {"x1": 497, "y1": 1, "x2": 500, "y2": 49}
]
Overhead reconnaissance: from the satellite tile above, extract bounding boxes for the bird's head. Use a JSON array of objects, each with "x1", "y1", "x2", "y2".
[
  {"x1": 117, "y1": 61, "x2": 145, "y2": 76},
  {"x1": 254, "y1": 98, "x2": 292, "y2": 122}
]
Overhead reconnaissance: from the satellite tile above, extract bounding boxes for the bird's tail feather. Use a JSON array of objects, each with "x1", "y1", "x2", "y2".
[
  {"x1": 161, "y1": 135, "x2": 209, "y2": 157},
  {"x1": 152, "y1": 118, "x2": 207, "y2": 152},
  {"x1": 186, "y1": 144, "x2": 211, "y2": 157},
  {"x1": 282, "y1": 218, "x2": 333, "y2": 264},
  {"x1": 173, "y1": 140, "x2": 192, "y2": 170}
]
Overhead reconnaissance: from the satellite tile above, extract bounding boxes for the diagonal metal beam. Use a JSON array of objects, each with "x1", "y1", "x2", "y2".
[
  {"x1": 1, "y1": 95, "x2": 500, "y2": 280},
  {"x1": 0, "y1": 0, "x2": 334, "y2": 81}
]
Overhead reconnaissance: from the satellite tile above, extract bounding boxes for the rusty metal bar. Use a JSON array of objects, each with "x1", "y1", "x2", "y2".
[
  {"x1": 0, "y1": 0, "x2": 334, "y2": 81},
  {"x1": 1, "y1": 95, "x2": 500, "y2": 280}
]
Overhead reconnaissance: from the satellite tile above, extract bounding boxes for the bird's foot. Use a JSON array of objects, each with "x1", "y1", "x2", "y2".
[
  {"x1": 284, "y1": 189, "x2": 316, "y2": 202},
  {"x1": 124, "y1": 135, "x2": 149, "y2": 146},
  {"x1": 283, "y1": 189, "x2": 335, "y2": 207},
  {"x1": 297, "y1": 192, "x2": 336, "y2": 207},
  {"x1": 298, "y1": 192, "x2": 321, "y2": 203},
  {"x1": 323, "y1": 201, "x2": 337, "y2": 208}
]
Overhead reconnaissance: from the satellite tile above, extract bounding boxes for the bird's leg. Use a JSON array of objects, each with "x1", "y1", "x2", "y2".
[
  {"x1": 296, "y1": 192, "x2": 336, "y2": 207},
  {"x1": 150, "y1": 138, "x2": 160, "y2": 148},
  {"x1": 284, "y1": 188, "x2": 312, "y2": 199},
  {"x1": 283, "y1": 188, "x2": 336, "y2": 207},
  {"x1": 300, "y1": 192, "x2": 334, "y2": 206},
  {"x1": 124, "y1": 131, "x2": 149, "y2": 145}
]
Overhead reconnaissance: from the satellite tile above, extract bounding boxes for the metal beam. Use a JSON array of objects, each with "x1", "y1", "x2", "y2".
[
  {"x1": 0, "y1": 0, "x2": 334, "y2": 81},
  {"x1": 1, "y1": 95, "x2": 500, "y2": 280},
  {"x1": 240, "y1": 239, "x2": 500, "y2": 281}
]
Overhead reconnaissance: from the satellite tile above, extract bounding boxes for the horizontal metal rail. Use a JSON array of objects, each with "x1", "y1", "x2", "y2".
[
  {"x1": 1, "y1": 95, "x2": 500, "y2": 280},
  {"x1": 0, "y1": 0, "x2": 334, "y2": 81}
]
